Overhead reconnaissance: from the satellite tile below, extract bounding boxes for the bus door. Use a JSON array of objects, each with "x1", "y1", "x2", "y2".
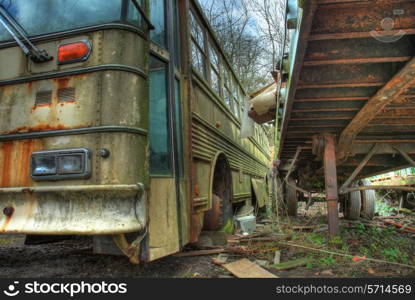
[{"x1": 147, "y1": 0, "x2": 185, "y2": 261}]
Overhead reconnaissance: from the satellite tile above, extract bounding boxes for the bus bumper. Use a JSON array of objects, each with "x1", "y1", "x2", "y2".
[{"x1": 0, "y1": 184, "x2": 146, "y2": 235}]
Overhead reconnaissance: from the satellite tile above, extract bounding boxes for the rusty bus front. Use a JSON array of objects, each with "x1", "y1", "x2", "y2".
[{"x1": 0, "y1": 0, "x2": 150, "y2": 262}]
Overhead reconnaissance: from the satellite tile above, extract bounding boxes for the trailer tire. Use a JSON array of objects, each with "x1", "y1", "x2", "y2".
[
  {"x1": 285, "y1": 177, "x2": 298, "y2": 216},
  {"x1": 360, "y1": 179, "x2": 376, "y2": 219},
  {"x1": 344, "y1": 183, "x2": 361, "y2": 220}
]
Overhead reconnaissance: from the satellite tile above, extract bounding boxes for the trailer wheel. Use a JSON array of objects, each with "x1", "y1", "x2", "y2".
[
  {"x1": 285, "y1": 177, "x2": 298, "y2": 216},
  {"x1": 360, "y1": 179, "x2": 376, "y2": 219},
  {"x1": 344, "y1": 183, "x2": 361, "y2": 220},
  {"x1": 405, "y1": 192, "x2": 415, "y2": 209}
]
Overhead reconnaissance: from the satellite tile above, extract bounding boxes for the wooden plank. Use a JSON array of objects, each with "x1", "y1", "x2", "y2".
[
  {"x1": 223, "y1": 259, "x2": 278, "y2": 278},
  {"x1": 337, "y1": 57, "x2": 415, "y2": 160},
  {"x1": 148, "y1": 178, "x2": 180, "y2": 261},
  {"x1": 173, "y1": 249, "x2": 226, "y2": 258}
]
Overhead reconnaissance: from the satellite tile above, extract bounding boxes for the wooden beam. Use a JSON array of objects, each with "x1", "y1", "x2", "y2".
[{"x1": 337, "y1": 57, "x2": 415, "y2": 160}]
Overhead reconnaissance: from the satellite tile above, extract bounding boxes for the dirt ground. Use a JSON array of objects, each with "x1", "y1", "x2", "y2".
[{"x1": 0, "y1": 203, "x2": 414, "y2": 278}]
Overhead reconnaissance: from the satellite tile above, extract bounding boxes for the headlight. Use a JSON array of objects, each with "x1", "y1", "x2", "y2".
[
  {"x1": 31, "y1": 148, "x2": 91, "y2": 181},
  {"x1": 32, "y1": 155, "x2": 57, "y2": 176}
]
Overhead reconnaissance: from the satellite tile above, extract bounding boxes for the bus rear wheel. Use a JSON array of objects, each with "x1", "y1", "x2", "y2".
[{"x1": 203, "y1": 193, "x2": 233, "y2": 232}]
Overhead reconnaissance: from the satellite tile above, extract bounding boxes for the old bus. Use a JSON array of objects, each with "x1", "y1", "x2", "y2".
[{"x1": 0, "y1": 0, "x2": 270, "y2": 263}]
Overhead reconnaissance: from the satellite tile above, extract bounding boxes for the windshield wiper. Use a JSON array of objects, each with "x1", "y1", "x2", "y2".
[
  {"x1": 0, "y1": 5, "x2": 52, "y2": 63},
  {"x1": 131, "y1": 0, "x2": 155, "y2": 30}
]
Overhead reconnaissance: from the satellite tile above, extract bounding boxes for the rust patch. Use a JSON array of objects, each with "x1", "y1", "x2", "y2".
[
  {"x1": 32, "y1": 103, "x2": 52, "y2": 110},
  {"x1": 1, "y1": 142, "x2": 13, "y2": 187},
  {"x1": 27, "y1": 82, "x2": 33, "y2": 94},
  {"x1": 0, "y1": 207, "x2": 14, "y2": 232},
  {"x1": 18, "y1": 140, "x2": 35, "y2": 186},
  {"x1": 55, "y1": 78, "x2": 70, "y2": 89},
  {"x1": 0, "y1": 215, "x2": 12, "y2": 232},
  {"x1": 0, "y1": 139, "x2": 44, "y2": 187},
  {"x1": 5, "y1": 124, "x2": 69, "y2": 134}
]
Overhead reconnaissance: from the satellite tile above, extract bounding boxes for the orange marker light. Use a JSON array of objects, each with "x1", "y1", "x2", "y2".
[{"x1": 58, "y1": 41, "x2": 91, "y2": 64}]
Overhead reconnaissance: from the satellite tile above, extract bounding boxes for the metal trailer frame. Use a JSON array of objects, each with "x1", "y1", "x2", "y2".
[{"x1": 275, "y1": 0, "x2": 415, "y2": 236}]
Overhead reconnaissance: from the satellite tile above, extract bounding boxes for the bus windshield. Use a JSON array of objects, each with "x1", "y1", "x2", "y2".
[{"x1": 0, "y1": 0, "x2": 143, "y2": 43}]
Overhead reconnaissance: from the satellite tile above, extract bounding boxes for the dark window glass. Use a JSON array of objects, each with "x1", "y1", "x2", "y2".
[
  {"x1": 190, "y1": 12, "x2": 204, "y2": 48},
  {"x1": 211, "y1": 69, "x2": 220, "y2": 95},
  {"x1": 150, "y1": 0, "x2": 166, "y2": 47},
  {"x1": 191, "y1": 41, "x2": 205, "y2": 75},
  {"x1": 149, "y1": 57, "x2": 172, "y2": 175},
  {"x1": 0, "y1": 0, "x2": 129, "y2": 42}
]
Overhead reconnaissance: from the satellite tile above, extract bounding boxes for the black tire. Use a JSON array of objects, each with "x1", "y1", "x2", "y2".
[
  {"x1": 360, "y1": 179, "x2": 376, "y2": 219},
  {"x1": 285, "y1": 177, "x2": 298, "y2": 216},
  {"x1": 404, "y1": 192, "x2": 415, "y2": 209},
  {"x1": 344, "y1": 183, "x2": 361, "y2": 220}
]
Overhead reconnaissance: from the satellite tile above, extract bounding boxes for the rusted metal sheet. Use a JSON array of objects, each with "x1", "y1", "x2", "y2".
[{"x1": 0, "y1": 184, "x2": 145, "y2": 235}]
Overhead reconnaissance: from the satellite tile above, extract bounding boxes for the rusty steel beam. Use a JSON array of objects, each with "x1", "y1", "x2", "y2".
[
  {"x1": 318, "y1": 0, "x2": 374, "y2": 4},
  {"x1": 291, "y1": 116, "x2": 353, "y2": 121},
  {"x1": 292, "y1": 108, "x2": 359, "y2": 113},
  {"x1": 322, "y1": 135, "x2": 340, "y2": 237},
  {"x1": 294, "y1": 97, "x2": 369, "y2": 102},
  {"x1": 309, "y1": 29, "x2": 415, "y2": 41},
  {"x1": 337, "y1": 57, "x2": 415, "y2": 160},
  {"x1": 297, "y1": 82, "x2": 385, "y2": 89},
  {"x1": 340, "y1": 185, "x2": 415, "y2": 194},
  {"x1": 284, "y1": 146, "x2": 303, "y2": 183},
  {"x1": 339, "y1": 143, "x2": 379, "y2": 193},
  {"x1": 303, "y1": 57, "x2": 412, "y2": 66},
  {"x1": 392, "y1": 146, "x2": 415, "y2": 167},
  {"x1": 355, "y1": 139, "x2": 415, "y2": 144}
]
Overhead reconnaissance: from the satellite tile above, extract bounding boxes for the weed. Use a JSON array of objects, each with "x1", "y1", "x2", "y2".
[{"x1": 306, "y1": 233, "x2": 325, "y2": 246}]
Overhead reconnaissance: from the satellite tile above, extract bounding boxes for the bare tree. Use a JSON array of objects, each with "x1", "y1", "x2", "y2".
[
  {"x1": 199, "y1": 0, "x2": 286, "y2": 92},
  {"x1": 247, "y1": 0, "x2": 286, "y2": 71}
]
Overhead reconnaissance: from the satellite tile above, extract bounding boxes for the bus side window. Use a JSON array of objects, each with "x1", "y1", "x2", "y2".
[
  {"x1": 149, "y1": 57, "x2": 172, "y2": 176},
  {"x1": 150, "y1": 0, "x2": 166, "y2": 48}
]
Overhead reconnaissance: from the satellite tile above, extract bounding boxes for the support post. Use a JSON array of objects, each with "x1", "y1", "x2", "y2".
[{"x1": 323, "y1": 135, "x2": 339, "y2": 237}]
